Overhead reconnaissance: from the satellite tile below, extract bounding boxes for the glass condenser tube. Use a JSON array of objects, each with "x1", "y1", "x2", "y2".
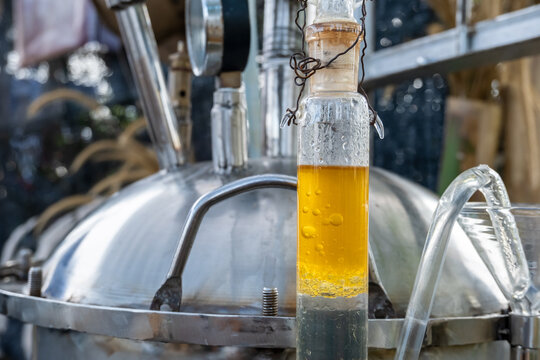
[{"x1": 297, "y1": 1, "x2": 370, "y2": 359}]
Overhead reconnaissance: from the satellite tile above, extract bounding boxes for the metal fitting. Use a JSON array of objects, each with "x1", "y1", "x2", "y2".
[
  {"x1": 510, "y1": 314, "x2": 540, "y2": 359},
  {"x1": 262, "y1": 287, "x2": 279, "y2": 316},
  {"x1": 512, "y1": 346, "x2": 539, "y2": 360},
  {"x1": 511, "y1": 314, "x2": 540, "y2": 349},
  {"x1": 28, "y1": 267, "x2": 42, "y2": 297}
]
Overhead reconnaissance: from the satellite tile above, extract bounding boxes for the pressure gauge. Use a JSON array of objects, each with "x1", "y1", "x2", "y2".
[{"x1": 186, "y1": 0, "x2": 251, "y2": 76}]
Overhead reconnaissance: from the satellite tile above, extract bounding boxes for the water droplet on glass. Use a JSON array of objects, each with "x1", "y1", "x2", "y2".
[
  {"x1": 315, "y1": 189, "x2": 322, "y2": 195},
  {"x1": 312, "y1": 209, "x2": 321, "y2": 216},
  {"x1": 306, "y1": 191, "x2": 311, "y2": 197},
  {"x1": 316, "y1": 244, "x2": 324, "y2": 251},
  {"x1": 342, "y1": 142, "x2": 348, "y2": 150},
  {"x1": 303, "y1": 206, "x2": 310, "y2": 213}
]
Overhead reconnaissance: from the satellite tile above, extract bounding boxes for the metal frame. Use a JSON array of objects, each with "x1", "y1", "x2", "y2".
[
  {"x1": 363, "y1": 3, "x2": 540, "y2": 89},
  {"x1": 0, "y1": 285, "x2": 507, "y2": 349}
]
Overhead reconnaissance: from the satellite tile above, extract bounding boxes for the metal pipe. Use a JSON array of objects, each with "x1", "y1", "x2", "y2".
[
  {"x1": 260, "y1": 0, "x2": 299, "y2": 158},
  {"x1": 211, "y1": 84, "x2": 249, "y2": 173},
  {"x1": 114, "y1": 3, "x2": 185, "y2": 169},
  {"x1": 150, "y1": 174, "x2": 297, "y2": 311},
  {"x1": 168, "y1": 41, "x2": 193, "y2": 162}
]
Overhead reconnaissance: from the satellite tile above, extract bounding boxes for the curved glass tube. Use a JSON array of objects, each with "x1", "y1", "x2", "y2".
[{"x1": 394, "y1": 165, "x2": 531, "y2": 360}]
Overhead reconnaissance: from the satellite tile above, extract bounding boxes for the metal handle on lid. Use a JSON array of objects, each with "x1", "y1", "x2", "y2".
[{"x1": 150, "y1": 174, "x2": 297, "y2": 311}]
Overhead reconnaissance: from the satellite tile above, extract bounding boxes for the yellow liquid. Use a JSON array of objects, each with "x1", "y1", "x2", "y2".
[{"x1": 297, "y1": 165, "x2": 369, "y2": 298}]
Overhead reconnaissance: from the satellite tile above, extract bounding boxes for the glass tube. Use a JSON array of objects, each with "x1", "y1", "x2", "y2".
[
  {"x1": 394, "y1": 165, "x2": 531, "y2": 360},
  {"x1": 296, "y1": 2, "x2": 369, "y2": 358}
]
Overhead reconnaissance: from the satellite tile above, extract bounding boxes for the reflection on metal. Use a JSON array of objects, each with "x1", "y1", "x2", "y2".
[
  {"x1": 114, "y1": 4, "x2": 184, "y2": 168},
  {"x1": 41, "y1": 162, "x2": 506, "y2": 319},
  {"x1": 0, "y1": 285, "x2": 508, "y2": 349},
  {"x1": 363, "y1": 5, "x2": 540, "y2": 89},
  {"x1": 261, "y1": 0, "x2": 299, "y2": 157},
  {"x1": 168, "y1": 41, "x2": 193, "y2": 161},
  {"x1": 151, "y1": 174, "x2": 297, "y2": 311},
  {"x1": 211, "y1": 87, "x2": 249, "y2": 173},
  {"x1": 512, "y1": 346, "x2": 539, "y2": 360},
  {"x1": 511, "y1": 315, "x2": 540, "y2": 349},
  {"x1": 185, "y1": 0, "x2": 224, "y2": 76},
  {"x1": 261, "y1": 61, "x2": 298, "y2": 157}
]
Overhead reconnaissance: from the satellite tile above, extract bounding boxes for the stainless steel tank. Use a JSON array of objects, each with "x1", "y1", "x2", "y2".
[{"x1": 0, "y1": 0, "x2": 520, "y2": 358}]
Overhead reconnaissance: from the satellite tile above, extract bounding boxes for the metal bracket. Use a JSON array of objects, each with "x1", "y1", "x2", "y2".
[{"x1": 150, "y1": 174, "x2": 297, "y2": 311}]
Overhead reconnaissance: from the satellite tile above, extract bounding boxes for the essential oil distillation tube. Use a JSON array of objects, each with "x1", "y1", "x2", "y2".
[{"x1": 296, "y1": 1, "x2": 370, "y2": 359}]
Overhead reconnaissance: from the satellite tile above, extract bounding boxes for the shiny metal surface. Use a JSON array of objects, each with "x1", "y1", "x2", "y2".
[
  {"x1": 168, "y1": 41, "x2": 193, "y2": 160},
  {"x1": 262, "y1": 0, "x2": 300, "y2": 58},
  {"x1": 261, "y1": 60, "x2": 298, "y2": 158},
  {"x1": 261, "y1": 0, "x2": 299, "y2": 157},
  {"x1": 115, "y1": 4, "x2": 184, "y2": 168},
  {"x1": 151, "y1": 174, "x2": 296, "y2": 311},
  {"x1": 41, "y1": 159, "x2": 505, "y2": 318},
  {"x1": 369, "y1": 169, "x2": 506, "y2": 317},
  {"x1": 186, "y1": 0, "x2": 224, "y2": 76},
  {"x1": 106, "y1": 0, "x2": 145, "y2": 10},
  {"x1": 511, "y1": 315, "x2": 540, "y2": 348},
  {"x1": 0, "y1": 285, "x2": 507, "y2": 349},
  {"x1": 211, "y1": 88, "x2": 248, "y2": 173},
  {"x1": 34, "y1": 328, "x2": 511, "y2": 360},
  {"x1": 512, "y1": 346, "x2": 539, "y2": 360}
]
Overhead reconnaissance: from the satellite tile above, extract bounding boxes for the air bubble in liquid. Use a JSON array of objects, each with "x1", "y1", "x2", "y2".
[
  {"x1": 302, "y1": 226, "x2": 317, "y2": 238},
  {"x1": 329, "y1": 213, "x2": 344, "y2": 226}
]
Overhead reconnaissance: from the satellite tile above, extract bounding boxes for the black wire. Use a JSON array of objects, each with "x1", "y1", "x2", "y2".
[{"x1": 282, "y1": 0, "x2": 378, "y2": 128}]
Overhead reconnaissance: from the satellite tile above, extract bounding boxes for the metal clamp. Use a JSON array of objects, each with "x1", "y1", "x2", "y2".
[{"x1": 150, "y1": 174, "x2": 297, "y2": 311}]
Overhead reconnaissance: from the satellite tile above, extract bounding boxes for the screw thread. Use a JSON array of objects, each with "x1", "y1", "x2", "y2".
[
  {"x1": 28, "y1": 267, "x2": 42, "y2": 297},
  {"x1": 262, "y1": 287, "x2": 279, "y2": 316}
]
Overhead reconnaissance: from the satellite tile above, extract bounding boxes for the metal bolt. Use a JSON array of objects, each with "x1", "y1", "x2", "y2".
[
  {"x1": 262, "y1": 287, "x2": 278, "y2": 316},
  {"x1": 28, "y1": 267, "x2": 42, "y2": 297}
]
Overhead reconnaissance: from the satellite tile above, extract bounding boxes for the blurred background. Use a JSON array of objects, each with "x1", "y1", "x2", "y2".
[{"x1": 0, "y1": 0, "x2": 539, "y2": 249}]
